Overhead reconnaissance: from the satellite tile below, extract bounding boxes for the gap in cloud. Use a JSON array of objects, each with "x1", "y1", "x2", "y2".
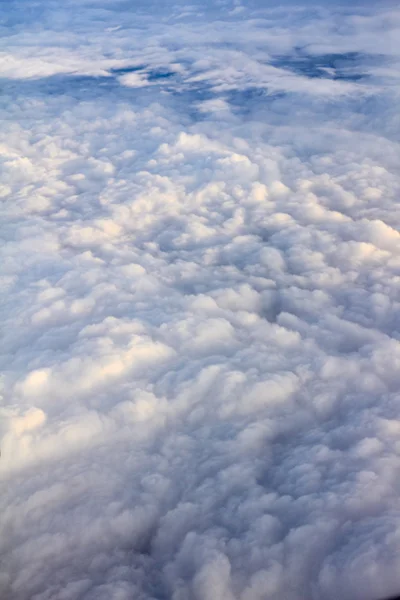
[
  {"x1": 0, "y1": 67, "x2": 179, "y2": 103},
  {"x1": 270, "y1": 50, "x2": 373, "y2": 82},
  {"x1": 147, "y1": 69, "x2": 177, "y2": 82},
  {"x1": 110, "y1": 65, "x2": 147, "y2": 75},
  {"x1": 226, "y1": 87, "x2": 286, "y2": 115}
]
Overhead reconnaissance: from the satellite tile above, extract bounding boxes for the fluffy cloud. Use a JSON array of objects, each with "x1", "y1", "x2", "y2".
[{"x1": 1, "y1": 1, "x2": 400, "y2": 600}]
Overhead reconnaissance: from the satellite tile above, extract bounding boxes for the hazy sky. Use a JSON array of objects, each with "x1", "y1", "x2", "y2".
[{"x1": 1, "y1": 1, "x2": 400, "y2": 599}]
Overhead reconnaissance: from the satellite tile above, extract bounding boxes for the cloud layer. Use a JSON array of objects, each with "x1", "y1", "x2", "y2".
[{"x1": 1, "y1": 1, "x2": 400, "y2": 600}]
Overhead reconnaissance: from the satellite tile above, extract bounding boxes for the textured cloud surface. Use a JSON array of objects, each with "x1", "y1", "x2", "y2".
[{"x1": 1, "y1": 1, "x2": 400, "y2": 599}]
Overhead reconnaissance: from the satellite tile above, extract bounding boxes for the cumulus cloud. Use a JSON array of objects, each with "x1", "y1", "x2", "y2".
[{"x1": 1, "y1": 1, "x2": 400, "y2": 600}]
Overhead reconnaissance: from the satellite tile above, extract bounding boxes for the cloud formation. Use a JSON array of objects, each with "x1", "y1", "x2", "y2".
[{"x1": 1, "y1": 1, "x2": 400, "y2": 600}]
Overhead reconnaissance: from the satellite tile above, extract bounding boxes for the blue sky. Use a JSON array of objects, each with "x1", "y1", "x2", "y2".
[{"x1": 1, "y1": 2, "x2": 400, "y2": 600}]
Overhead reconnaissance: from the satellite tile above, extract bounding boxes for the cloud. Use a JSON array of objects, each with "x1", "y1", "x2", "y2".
[{"x1": 1, "y1": 1, "x2": 400, "y2": 600}]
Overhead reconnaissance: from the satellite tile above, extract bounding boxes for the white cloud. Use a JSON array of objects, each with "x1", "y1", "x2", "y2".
[
  {"x1": 118, "y1": 72, "x2": 150, "y2": 88},
  {"x1": 1, "y1": 1, "x2": 400, "y2": 600}
]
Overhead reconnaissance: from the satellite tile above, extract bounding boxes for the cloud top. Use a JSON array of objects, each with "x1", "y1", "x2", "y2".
[{"x1": 1, "y1": 1, "x2": 400, "y2": 600}]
